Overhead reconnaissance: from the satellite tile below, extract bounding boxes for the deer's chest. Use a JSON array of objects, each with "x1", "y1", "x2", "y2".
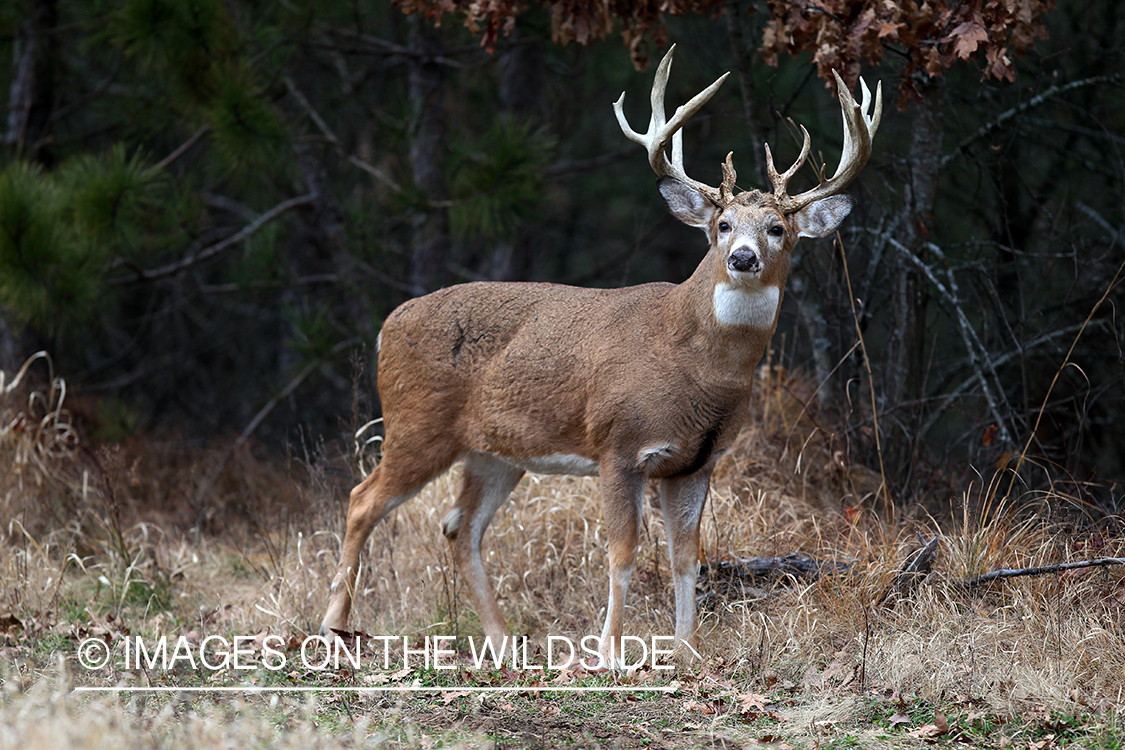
[{"x1": 712, "y1": 283, "x2": 780, "y2": 329}]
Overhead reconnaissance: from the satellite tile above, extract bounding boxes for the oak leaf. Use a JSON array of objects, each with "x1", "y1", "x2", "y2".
[{"x1": 949, "y1": 21, "x2": 990, "y2": 60}]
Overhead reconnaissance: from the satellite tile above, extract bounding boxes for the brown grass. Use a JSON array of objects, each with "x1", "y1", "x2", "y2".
[{"x1": 1, "y1": 355, "x2": 1123, "y2": 749}]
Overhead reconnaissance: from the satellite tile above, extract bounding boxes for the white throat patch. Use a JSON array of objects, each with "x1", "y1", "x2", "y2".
[{"x1": 712, "y1": 282, "x2": 780, "y2": 328}]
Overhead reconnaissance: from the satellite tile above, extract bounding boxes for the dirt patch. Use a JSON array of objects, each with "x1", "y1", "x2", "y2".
[{"x1": 406, "y1": 698, "x2": 743, "y2": 749}]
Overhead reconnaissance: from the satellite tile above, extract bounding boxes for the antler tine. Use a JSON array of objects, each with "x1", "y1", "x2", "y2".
[
  {"x1": 859, "y1": 76, "x2": 883, "y2": 141},
  {"x1": 764, "y1": 125, "x2": 811, "y2": 199},
  {"x1": 614, "y1": 45, "x2": 730, "y2": 203},
  {"x1": 773, "y1": 70, "x2": 883, "y2": 214}
]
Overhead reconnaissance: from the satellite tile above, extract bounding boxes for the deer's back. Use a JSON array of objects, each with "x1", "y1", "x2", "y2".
[{"x1": 375, "y1": 281, "x2": 684, "y2": 462}]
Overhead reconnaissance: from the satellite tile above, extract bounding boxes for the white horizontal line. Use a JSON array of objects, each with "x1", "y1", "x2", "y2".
[{"x1": 73, "y1": 685, "x2": 674, "y2": 694}]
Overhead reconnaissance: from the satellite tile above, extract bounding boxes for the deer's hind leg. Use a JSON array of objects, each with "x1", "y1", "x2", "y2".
[
  {"x1": 321, "y1": 439, "x2": 459, "y2": 635},
  {"x1": 441, "y1": 452, "x2": 524, "y2": 645}
]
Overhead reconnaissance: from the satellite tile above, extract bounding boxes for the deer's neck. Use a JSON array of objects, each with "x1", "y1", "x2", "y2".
[{"x1": 666, "y1": 249, "x2": 787, "y2": 382}]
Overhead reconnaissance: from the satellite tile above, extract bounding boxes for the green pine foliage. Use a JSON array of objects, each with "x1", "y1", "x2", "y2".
[
  {"x1": 0, "y1": 163, "x2": 101, "y2": 330},
  {"x1": 56, "y1": 144, "x2": 163, "y2": 254},
  {"x1": 0, "y1": 146, "x2": 164, "y2": 330},
  {"x1": 207, "y1": 64, "x2": 290, "y2": 175},
  {"x1": 0, "y1": 0, "x2": 1120, "y2": 501},
  {"x1": 110, "y1": 0, "x2": 234, "y2": 101},
  {"x1": 108, "y1": 0, "x2": 289, "y2": 175},
  {"x1": 227, "y1": 222, "x2": 284, "y2": 294},
  {"x1": 286, "y1": 302, "x2": 340, "y2": 362},
  {"x1": 449, "y1": 119, "x2": 556, "y2": 242}
]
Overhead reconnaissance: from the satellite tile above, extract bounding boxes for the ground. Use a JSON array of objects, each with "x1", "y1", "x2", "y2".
[{"x1": 1, "y1": 361, "x2": 1123, "y2": 749}]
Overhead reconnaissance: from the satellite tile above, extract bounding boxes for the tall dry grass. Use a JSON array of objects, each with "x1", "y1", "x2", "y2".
[{"x1": 1, "y1": 354, "x2": 1122, "y2": 748}]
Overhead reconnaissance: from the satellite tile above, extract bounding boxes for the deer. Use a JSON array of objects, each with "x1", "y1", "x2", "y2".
[{"x1": 321, "y1": 46, "x2": 881, "y2": 668}]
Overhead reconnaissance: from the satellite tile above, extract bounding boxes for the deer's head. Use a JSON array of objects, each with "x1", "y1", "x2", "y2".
[{"x1": 615, "y1": 47, "x2": 882, "y2": 293}]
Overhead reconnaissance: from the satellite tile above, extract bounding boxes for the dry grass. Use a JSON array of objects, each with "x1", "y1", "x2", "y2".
[{"x1": 1, "y1": 355, "x2": 1123, "y2": 749}]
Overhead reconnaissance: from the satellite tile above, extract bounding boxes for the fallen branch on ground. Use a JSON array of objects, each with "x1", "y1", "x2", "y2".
[
  {"x1": 703, "y1": 553, "x2": 854, "y2": 583},
  {"x1": 877, "y1": 536, "x2": 940, "y2": 608},
  {"x1": 697, "y1": 546, "x2": 1124, "y2": 604},
  {"x1": 963, "y1": 557, "x2": 1125, "y2": 590}
]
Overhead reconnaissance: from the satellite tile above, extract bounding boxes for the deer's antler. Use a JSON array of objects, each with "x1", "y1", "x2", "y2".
[
  {"x1": 614, "y1": 45, "x2": 730, "y2": 205},
  {"x1": 767, "y1": 70, "x2": 883, "y2": 214}
]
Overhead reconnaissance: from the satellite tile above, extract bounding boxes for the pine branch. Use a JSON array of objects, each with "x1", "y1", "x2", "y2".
[{"x1": 109, "y1": 193, "x2": 315, "y2": 285}]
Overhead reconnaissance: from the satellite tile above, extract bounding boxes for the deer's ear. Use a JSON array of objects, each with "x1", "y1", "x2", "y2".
[
  {"x1": 794, "y1": 194, "x2": 854, "y2": 238},
  {"x1": 658, "y1": 177, "x2": 715, "y2": 229}
]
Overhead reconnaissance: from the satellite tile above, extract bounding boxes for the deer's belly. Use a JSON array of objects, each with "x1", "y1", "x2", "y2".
[{"x1": 501, "y1": 453, "x2": 601, "y2": 476}]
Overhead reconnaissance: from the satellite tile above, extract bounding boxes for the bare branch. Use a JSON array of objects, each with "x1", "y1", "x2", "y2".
[
  {"x1": 284, "y1": 76, "x2": 341, "y2": 147},
  {"x1": 705, "y1": 553, "x2": 853, "y2": 581},
  {"x1": 1007, "y1": 255, "x2": 1125, "y2": 493},
  {"x1": 921, "y1": 320, "x2": 1111, "y2": 439},
  {"x1": 886, "y1": 236, "x2": 1014, "y2": 445},
  {"x1": 110, "y1": 193, "x2": 316, "y2": 285},
  {"x1": 1077, "y1": 201, "x2": 1122, "y2": 246},
  {"x1": 940, "y1": 72, "x2": 1125, "y2": 170},
  {"x1": 965, "y1": 558, "x2": 1125, "y2": 590},
  {"x1": 699, "y1": 548, "x2": 1125, "y2": 608},
  {"x1": 196, "y1": 337, "x2": 360, "y2": 507},
  {"x1": 154, "y1": 125, "x2": 209, "y2": 171},
  {"x1": 202, "y1": 191, "x2": 257, "y2": 222},
  {"x1": 284, "y1": 76, "x2": 403, "y2": 193},
  {"x1": 318, "y1": 26, "x2": 470, "y2": 68},
  {"x1": 199, "y1": 274, "x2": 339, "y2": 295},
  {"x1": 545, "y1": 149, "x2": 633, "y2": 178}
]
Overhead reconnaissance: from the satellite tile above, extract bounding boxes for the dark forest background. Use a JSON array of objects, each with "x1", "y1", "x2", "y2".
[{"x1": 1, "y1": 0, "x2": 1122, "y2": 514}]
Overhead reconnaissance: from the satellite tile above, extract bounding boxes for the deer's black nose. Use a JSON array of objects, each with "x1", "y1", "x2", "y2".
[{"x1": 728, "y1": 249, "x2": 760, "y2": 273}]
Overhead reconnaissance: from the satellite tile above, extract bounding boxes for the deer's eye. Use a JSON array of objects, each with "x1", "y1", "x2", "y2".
[
  {"x1": 718, "y1": 221, "x2": 731, "y2": 233},
  {"x1": 768, "y1": 225, "x2": 785, "y2": 237}
]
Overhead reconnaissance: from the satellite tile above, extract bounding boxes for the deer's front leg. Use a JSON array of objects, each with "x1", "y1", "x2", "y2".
[
  {"x1": 659, "y1": 469, "x2": 710, "y2": 658},
  {"x1": 597, "y1": 466, "x2": 645, "y2": 670}
]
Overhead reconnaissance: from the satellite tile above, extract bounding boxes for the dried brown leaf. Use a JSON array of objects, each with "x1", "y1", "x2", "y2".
[
  {"x1": 949, "y1": 21, "x2": 990, "y2": 60},
  {"x1": 737, "y1": 692, "x2": 770, "y2": 712}
]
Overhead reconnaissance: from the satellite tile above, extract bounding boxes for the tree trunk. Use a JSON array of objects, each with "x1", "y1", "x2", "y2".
[
  {"x1": 881, "y1": 77, "x2": 945, "y2": 488},
  {"x1": 5, "y1": 0, "x2": 58, "y2": 162},
  {"x1": 489, "y1": 26, "x2": 544, "y2": 282},
  {"x1": 499, "y1": 28, "x2": 543, "y2": 123},
  {"x1": 1, "y1": 1, "x2": 56, "y2": 373},
  {"x1": 886, "y1": 78, "x2": 944, "y2": 409},
  {"x1": 0, "y1": 309, "x2": 27, "y2": 376},
  {"x1": 723, "y1": 0, "x2": 768, "y2": 186},
  {"x1": 407, "y1": 16, "x2": 450, "y2": 297}
]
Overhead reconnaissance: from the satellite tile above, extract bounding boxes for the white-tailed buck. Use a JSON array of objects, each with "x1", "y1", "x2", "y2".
[{"x1": 322, "y1": 47, "x2": 881, "y2": 666}]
